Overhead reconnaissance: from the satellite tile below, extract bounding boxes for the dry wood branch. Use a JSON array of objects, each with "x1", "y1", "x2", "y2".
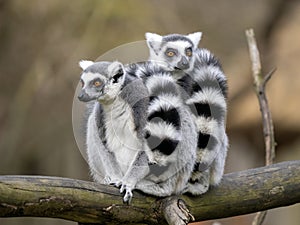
[
  {"x1": 246, "y1": 28, "x2": 277, "y2": 225},
  {"x1": 1, "y1": 161, "x2": 300, "y2": 224},
  {"x1": 245, "y1": 28, "x2": 276, "y2": 166}
]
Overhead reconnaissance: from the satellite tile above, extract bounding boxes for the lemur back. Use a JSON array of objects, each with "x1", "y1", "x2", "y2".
[
  {"x1": 125, "y1": 62, "x2": 198, "y2": 196},
  {"x1": 145, "y1": 32, "x2": 228, "y2": 195}
]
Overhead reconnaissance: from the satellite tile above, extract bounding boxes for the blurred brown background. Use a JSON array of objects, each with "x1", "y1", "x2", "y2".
[{"x1": 0, "y1": 0, "x2": 299, "y2": 225}]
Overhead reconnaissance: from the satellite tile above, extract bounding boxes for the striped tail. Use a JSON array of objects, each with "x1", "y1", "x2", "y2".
[
  {"x1": 144, "y1": 73, "x2": 183, "y2": 166},
  {"x1": 185, "y1": 49, "x2": 228, "y2": 194}
]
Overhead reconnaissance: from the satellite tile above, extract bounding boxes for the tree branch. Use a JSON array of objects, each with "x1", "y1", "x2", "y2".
[
  {"x1": 1, "y1": 161, "x2": 300, "y2": 224},
  {"x1": 245, "y1": 28, "x2": 276, "y2": 166},
  {"x1": 246, "y1": 28, "x2": 277, "y2": 225}
]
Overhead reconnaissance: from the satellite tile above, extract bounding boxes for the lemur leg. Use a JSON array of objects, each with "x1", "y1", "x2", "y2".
[
  {"x1": 136, "y1": 164, "x2": 192, "y2": 197},
  {"x1": 87, "y1": 115, "x2": 123, "y2": 184},
  {"x1": 185, "y1": 169, "x2": 209, "y2": 195},
  {"x1": 118, "y1": 150, "x2": 150, "y2": 203},
  {"x1": 101, "y1": 149, "x2": 124, "y2": 184}
]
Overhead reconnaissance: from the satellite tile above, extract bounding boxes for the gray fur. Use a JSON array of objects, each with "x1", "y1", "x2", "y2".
[
  {"x1": 125, "y1": 62, "x2": 198, "y2": 196},
  {"x1": 79, "y1": 59, "x2": 198, "y2": 200},
  {"x1": 119, "y1": 78, "x2": 149, "y2": 139},
  {"x1": 162, "y1": 34, "x2": 194, "y2": 46},
  {"x1": 78, "y1": 60, "x2": 150, "y2": 203},
  {"x1": 145, "y1": 32, "x2": 229, "y2": 195}
]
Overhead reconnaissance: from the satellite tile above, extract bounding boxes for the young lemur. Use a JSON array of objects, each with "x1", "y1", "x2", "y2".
[
  {"x1": 78, "y1": 60, "x2": 197, "y2": 202},
  {"x1": 145, "y1": 32, "x2": 228, "y2": 195}
]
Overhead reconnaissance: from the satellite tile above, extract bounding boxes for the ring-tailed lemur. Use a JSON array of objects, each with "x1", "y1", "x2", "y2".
[
  {"x1": 78, "y1": 60, "x2": 150, "y2": 203},
  {"x1": 145, "y1": 32, "x2": 228, "y2": 195},
  {"x1": 78, "y1": 60, "x2": 197, "y2": 201},
  {"x1": 125, "y1": 62, "x2": 197, "y2": 196}
]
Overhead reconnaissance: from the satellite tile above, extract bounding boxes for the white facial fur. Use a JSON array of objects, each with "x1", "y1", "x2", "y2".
[
  {"x1": 78, "y1": 60, "x2": 125, "y2": 103},
  {"x1": 79, "y1": 71, "x2": 108, "y2": 101},
  {"x1": 80, "y1": 72, "x2": 107, "y2": 89},
  {"x1": 145, "y1": 32, "x2": 202, "y2": 72}
]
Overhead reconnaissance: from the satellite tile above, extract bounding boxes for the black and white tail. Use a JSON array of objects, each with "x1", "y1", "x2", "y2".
[
  {"x1": 126, "y1": 62, "x2": 197, "y2": 196},
  {"x1": 184, "y1": 48, "x2": 228, "y2": 195}
]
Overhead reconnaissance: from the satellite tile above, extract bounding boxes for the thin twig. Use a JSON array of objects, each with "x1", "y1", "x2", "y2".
[
  {"x1": 252, "y1": 211, "x2": 267, "y2": 225},
  {"x1": 245, "y1": 29, "x2": 262, "y2": 86},
  {"x1": 245, "y1": 28, "x2": 277, "y2": 225},
  {"x1": 262, "y1": 68, "x2": 277, "y2": 89}
]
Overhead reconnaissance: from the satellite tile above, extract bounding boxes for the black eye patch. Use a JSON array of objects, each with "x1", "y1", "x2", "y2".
[{"x1": 185, "y1": 47, "x2": 193, "y2": 57}]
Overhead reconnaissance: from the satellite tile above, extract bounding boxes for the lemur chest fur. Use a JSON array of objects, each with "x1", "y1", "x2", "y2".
[{"x1": 102, "y1": 96, "x2": 141, "y2": 172}]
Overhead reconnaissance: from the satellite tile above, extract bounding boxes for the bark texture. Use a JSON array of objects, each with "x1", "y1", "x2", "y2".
[{"x1": 0, "y1": 161, "x2": 299, "y2": 224}]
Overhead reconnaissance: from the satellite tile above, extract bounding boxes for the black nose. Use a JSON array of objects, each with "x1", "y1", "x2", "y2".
[
  {"x1": 177, "y1": 57, "x2": 189, "y2": 70},
  {"x1": 78, "y1": 90, "x2": 90, "y2": 102},
  {"x1": 78, "y1": 93, "x2": 84, "y2": 101}
]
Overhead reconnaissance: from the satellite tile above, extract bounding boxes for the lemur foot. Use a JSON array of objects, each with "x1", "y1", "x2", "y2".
[
  {"x1": 105, "y1": 178, "x2": 133, "y2": 203},
  {"x1": 120, "y1": 183, "x2": 133, "y2": 204},
  {"x1": 104, "y1": 176, "x2": 122, "y2": 186},
  {"x1": 185, "y1": 182, "x2": 209, "y2": 195}
]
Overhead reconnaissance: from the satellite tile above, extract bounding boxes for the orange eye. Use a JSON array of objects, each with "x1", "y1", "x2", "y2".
[
  {"x1": 94, "y1": 81, "x2": 102, "y2": 87},
  {"x1": 186, "y1": 48, "x2": 192, "y2": 57},
  {"x1": 166, "y1": 51, "x2": 175, "y2": 57}
]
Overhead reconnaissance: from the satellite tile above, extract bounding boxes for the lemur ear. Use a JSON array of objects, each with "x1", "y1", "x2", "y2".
[
  {"x1": 187, "y1": 32, "x2": 202, "y2": 48},
  {"x1": 145, "y1": 32, "x2": 163, "y2": 55},
  {"x1": 107, "y1": 61, "x2": 125, "y2": 83},
  {"x1": 79, "y1": 60, "x2": 94, "y2": 70}
]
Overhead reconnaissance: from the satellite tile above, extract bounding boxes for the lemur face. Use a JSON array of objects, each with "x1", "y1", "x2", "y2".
[
  {"x1": 145, "y1": 32, "x2": 202, "y2": 72},
  {"x1": 78, "y1": 71, "x2": 106, "y2": 102},
  {"x1": 78, "y1": 61, "x2": 125, "y2": 103}
]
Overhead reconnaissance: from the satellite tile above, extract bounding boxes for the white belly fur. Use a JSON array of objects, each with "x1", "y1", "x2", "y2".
[{"x1": 103, "y1": 97, "x2": 141, "y2": 173}]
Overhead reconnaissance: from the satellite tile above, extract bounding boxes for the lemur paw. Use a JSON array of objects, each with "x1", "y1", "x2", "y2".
[
  {"x1": 104, "y1": 176, "x2": 122, "y2": 186},
  {"x1": 123, "y1": 189, "x2": 133, "y2": 204},
  {"x1": 103, "y1": 176, "x2": 111, "y2": 184},
  {"x1": 113, "y1": 180, "x2": 122, "y2": 187},
  {"x1": 120, "y1": 184, "x2": 133, "y2": 204},
  {"x1": 185, "y1": 182, "x2": 209, "y2": 195}
]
